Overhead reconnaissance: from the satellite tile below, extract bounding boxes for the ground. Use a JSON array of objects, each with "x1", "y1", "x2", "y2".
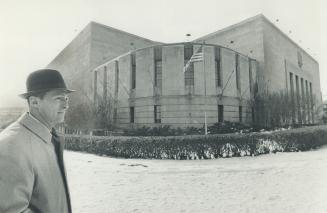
[{"x1": 66, "y1": 146, "x2": 327, "y2": 213}]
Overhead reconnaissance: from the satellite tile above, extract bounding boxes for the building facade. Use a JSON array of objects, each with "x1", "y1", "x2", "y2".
[
  {"x1": 93, "y1": 43, "x2": 257, "y2": 128},
  {"x1": 47, "y1": 22, "x2": 160, "y2": 104},
  {"x1": 195, "y1": 14, "x2": 321, "y2": 125},
  {"x1": 47, "y1": 14, "x2": 322, "y2": 129}
]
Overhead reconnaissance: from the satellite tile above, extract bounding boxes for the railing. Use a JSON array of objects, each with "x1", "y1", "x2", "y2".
[{"x1": 57, "y1": 125, "x2": 123, "y2": 136}]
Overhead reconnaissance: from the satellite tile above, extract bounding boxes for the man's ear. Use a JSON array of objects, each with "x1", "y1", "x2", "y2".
[{"x1": 29, "y1": 96, "x2": 39, "y2": 108}]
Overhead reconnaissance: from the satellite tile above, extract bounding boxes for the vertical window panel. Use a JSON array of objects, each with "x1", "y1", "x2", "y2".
[
  {"x1": 215, "y1": 47, "x2": 222, "y2": 87},
  {"x1": 154, "y1": 105, "x2": 161, "y2": 123},
  {"x1": 115, "y1": 61, "x2": 119, "y2": 97},
  {"x1": 239, "y1": 106, "x2": 243, "y2": 122},
  {"x1": 103, "y1": 66, "x2": 107, "y2": 101},
  {"x1": 94, "y1": 71, "x2": 98, "y2": 103},
  {"x1": 235, "y1": 53, "x2": 240, "y2": 92},
  {"x1": 130, "y1": 107, "x2": 134, "y2": 123},
  {"x1": 218, "y1": 105, "x2": 224, "y2": 123},
  {"x1": 131, "y1": 54, "x2": 136, "y2": 89}
]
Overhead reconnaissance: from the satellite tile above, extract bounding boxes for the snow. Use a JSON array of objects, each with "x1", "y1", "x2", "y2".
[{"x1": 65, "y1": 147, "x2": 327, "y2": 213}]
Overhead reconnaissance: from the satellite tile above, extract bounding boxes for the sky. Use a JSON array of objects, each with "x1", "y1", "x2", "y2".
[{"x1": 0, "y1": 0, "x2": 326, "y2": 108}]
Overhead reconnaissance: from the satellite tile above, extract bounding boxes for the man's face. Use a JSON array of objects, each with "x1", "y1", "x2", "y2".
[{"x1": 36, "y1": 90, "x2": 69, "y2": 127}]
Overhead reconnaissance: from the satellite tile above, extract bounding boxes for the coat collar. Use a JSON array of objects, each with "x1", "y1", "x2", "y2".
[{"x1": 18, "y1": 112, "x2": 52, "y2": 144}]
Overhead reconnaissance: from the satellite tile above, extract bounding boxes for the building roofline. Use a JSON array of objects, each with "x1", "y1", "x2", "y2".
[
  {"x1": 91, "y1": 42, "x2": 256, "y2": 71},
  {"x1": 48, "y1": 21, "x2": 163, "y2": 68},
  {"x1": 47, "y1": 22, "x2": 93, "y2": 67},
  {"x1": 194, "y1": 14, "x2": 318, "y2": 64},
  {"x1": 258, "y1": 16, "x2": 318, "y2": 64},
  {"x1": 194, "y1": 14, "x2": 264, "y2": 42},
  {"x1": 90, "y1": 21, "x2": 163, "y2": 44}
]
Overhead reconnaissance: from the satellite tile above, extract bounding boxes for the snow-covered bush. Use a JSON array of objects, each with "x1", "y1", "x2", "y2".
[{"x1": 63, "y1": 125, "x2": 327, "y2": 160}]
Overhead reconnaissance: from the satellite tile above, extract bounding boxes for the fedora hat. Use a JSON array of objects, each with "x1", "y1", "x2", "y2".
[{"x1": 19, "y1": 69, "x2": 75, "y2": 99}]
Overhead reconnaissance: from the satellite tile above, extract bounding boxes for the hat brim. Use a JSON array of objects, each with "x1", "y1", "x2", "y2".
[{"x1": 19, "y1": 88, "x2": 75, "y2": 99}]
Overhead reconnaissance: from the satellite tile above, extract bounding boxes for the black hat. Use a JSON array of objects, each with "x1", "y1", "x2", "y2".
[{"x1": 19, "y1": 69, "x2": 75, "y2": 99}]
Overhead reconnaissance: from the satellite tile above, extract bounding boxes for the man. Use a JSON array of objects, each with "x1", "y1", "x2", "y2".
[{"x1": 0, "y1": 69, "x2": 74, "y2": 213}]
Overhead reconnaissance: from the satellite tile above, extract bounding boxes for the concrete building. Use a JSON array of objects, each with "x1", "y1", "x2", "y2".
[
  {"x1": 47, "y1": 22, "x2": 161, "y2": 103},
  {"x1": 93, "y1": 43, "x2": 257, "y2": 128},
  {"x1": 47, "y1": 14, "x2": 322, "y2": 129},
  {"x1": 195, "y1": 14, "x2": 321, "y2": 125}
]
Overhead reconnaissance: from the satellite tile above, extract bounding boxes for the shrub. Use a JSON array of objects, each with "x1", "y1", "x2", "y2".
[
  {"x1": 63, "y1": 125, "x2": 327, "y2": 160},
  {"x1": 123, "y1": 122, "x2": 257, "y2": 136}
]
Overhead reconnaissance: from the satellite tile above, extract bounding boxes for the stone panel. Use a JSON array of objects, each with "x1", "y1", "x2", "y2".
[
  {"x1": 162, "y1": 45, "x2": 185, "y2": 96},
  {"x1": 135, "y1": 48, "x2": 154, "y2": 98},
  {"x1": 221, "y1": 48, "x2": 237, "y2": 97}
]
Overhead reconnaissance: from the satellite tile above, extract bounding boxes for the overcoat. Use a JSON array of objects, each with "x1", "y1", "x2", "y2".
[{"x1": 0, "y1": 113, "x2": 71, "y2": 213}]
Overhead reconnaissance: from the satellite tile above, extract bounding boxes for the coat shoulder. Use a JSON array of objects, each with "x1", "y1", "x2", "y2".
[{"x1": 0, "y1": 121, "x2": 33, "y2": 158}]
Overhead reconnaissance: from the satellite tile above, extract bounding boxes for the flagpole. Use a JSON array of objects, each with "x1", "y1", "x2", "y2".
[
  {"x1": 183, "y1": 43, "x2": 206, "y2": 134},
  {"x1": 203, "y1": 45, "x2": 207, "y2": 135}
]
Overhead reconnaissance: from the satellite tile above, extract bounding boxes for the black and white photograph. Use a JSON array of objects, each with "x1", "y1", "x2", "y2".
[{"x1": 0, "y1": 0, "x2": 326, "y2": 212}]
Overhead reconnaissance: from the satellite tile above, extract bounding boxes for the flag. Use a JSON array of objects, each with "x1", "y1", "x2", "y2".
[
  {"x1": 183, "y1": 45, "x2": 204, "y2": 73},
  {"x1": 189, "y1": 52, "x2": 204, "y2": 62}
]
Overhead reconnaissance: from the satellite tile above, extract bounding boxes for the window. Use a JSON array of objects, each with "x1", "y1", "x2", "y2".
[
  {"x1": 239, "y1": 106, "x2": 243, "y2": 122},
  {"x1": 215, "y1": 47, "x2": 222, "y2": 87},
  {"x1": 154, "y1": 47, "x2": 162, "y2": 88},
  {"x1": 115, "y1": 60, "x2": 119, "y2": 97},
  {"x1": 309, "y1": 82, "x2": 313, "y2": 106},
  {"x1": 310, "y1": 82, "x2": 314, "y2": 122},
  {"x1": 131, "y1": 54, "x2": 136, "y2": 89},
  {"x1": 154, "y1": 105, "x2": 161, "y2": 123},
  {"x1": 218, "y1": 105, "x2": 224, "y2": 123},
  {"x1": 297, "y1": 51, "x2": 303, "y2": 68},
  {"x1": 93, "y1": 71, "x2": 98, "y2": 103},
  {"x1": 130, "y1": 107, "x2": 134, "y2": 123},
  {"x1": 113, "y1": 108, "x2": 118, "y2": 124},
  {"x1": 235, "y1": 53, "x2": 240, "y2": 91},
  {"x1": 295, "y1": 75, "x2": 301, "y2": 122},
  {"x1": 103, "y1": 66, "x2": 107, "y2": 100},
  {"x1": 301, "y1": 78, "x2": 305, "y2": 110},
  {"x1": 289, "y1": 72, "x2": 295, "y2": 122},
  {"x1": 249, "y1": 59, "x2": 253, "y2": 93},
  {"x1": 184, "y1": 45, "x2": 194, "y2": 86},
  {"x1": 305, "y1": 80, "x2": 310, "y2": 122},
  {"x1": 154, "y1": 61, "x2": 162, "y2": 87}
]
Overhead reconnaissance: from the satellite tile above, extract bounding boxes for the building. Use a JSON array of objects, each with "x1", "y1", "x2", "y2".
[
  {"x1": 92, "y1": 43, "x2": 257, "y2": 128},
  {"x1": 47, "y1": 14, "x2": 322, "y2": 129},
  {"x1": 47, "y1": 21, "x2": 161, "y2": 104}
]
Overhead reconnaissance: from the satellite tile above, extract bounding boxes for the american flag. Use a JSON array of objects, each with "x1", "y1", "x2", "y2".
[{"x1": 183, "y1": 45, "x2": 204, "y2": 73}]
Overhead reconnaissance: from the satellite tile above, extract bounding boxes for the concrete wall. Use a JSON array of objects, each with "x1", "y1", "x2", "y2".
[
  {"x1": 193, "y1": 45, "x2": 216, "y2": 96},
  {"x1": 47, "y1": 22, "x2": 159, "y2": 103},
  {"x1": 93, "y1": 43, "x2": 255, "y2": 128},
  {"x1": 135, "y1": 48, "x2": 154, "y2": 98},
  {"x1": 262, "y1": 18, "x2": 321, "y2": 102},
  {"x1": 194, "y1": 14, "x2": 321, "y2": 124},
  {"x1": 89, "y1": 22, "x2": 160, "y2": 69},
  {"x1": 220, "y1": 48, "x2": 237, "y2": 97},
  {"x1": 195, "y1": 14, "x2": 321, "y2": 104},
  {"x1": 261, "y1": 17, "x2": 321, "y2": 123},
  {"x1": 195, "y1": 15, "x2": 265, "y2": 93},
  {"x1": 162, "y1": 45, "x2": 185, "y2": 96}
]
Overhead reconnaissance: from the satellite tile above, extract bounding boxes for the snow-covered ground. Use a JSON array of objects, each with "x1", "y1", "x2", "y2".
[{"x1": 66, "y1": 146, "x2": 327, "y2": 213}]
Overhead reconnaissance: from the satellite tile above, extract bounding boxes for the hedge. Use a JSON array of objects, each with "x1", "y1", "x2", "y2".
[{"x1": 62, "y1": 125, "x2": 327, "y2": 160}]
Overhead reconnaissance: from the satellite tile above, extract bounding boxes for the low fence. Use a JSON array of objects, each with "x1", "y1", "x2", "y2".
[
  {"x1": 62, "y1": 125, "x2": 327, "y2": 160},
  {"x1": 57, "y1": 126, "x2": 122, "y2": 136}
]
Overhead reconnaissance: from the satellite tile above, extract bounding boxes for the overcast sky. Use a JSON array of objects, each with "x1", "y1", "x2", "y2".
[{"x1": 0, "y1": 0, "x2": 325, "y2": 108}]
